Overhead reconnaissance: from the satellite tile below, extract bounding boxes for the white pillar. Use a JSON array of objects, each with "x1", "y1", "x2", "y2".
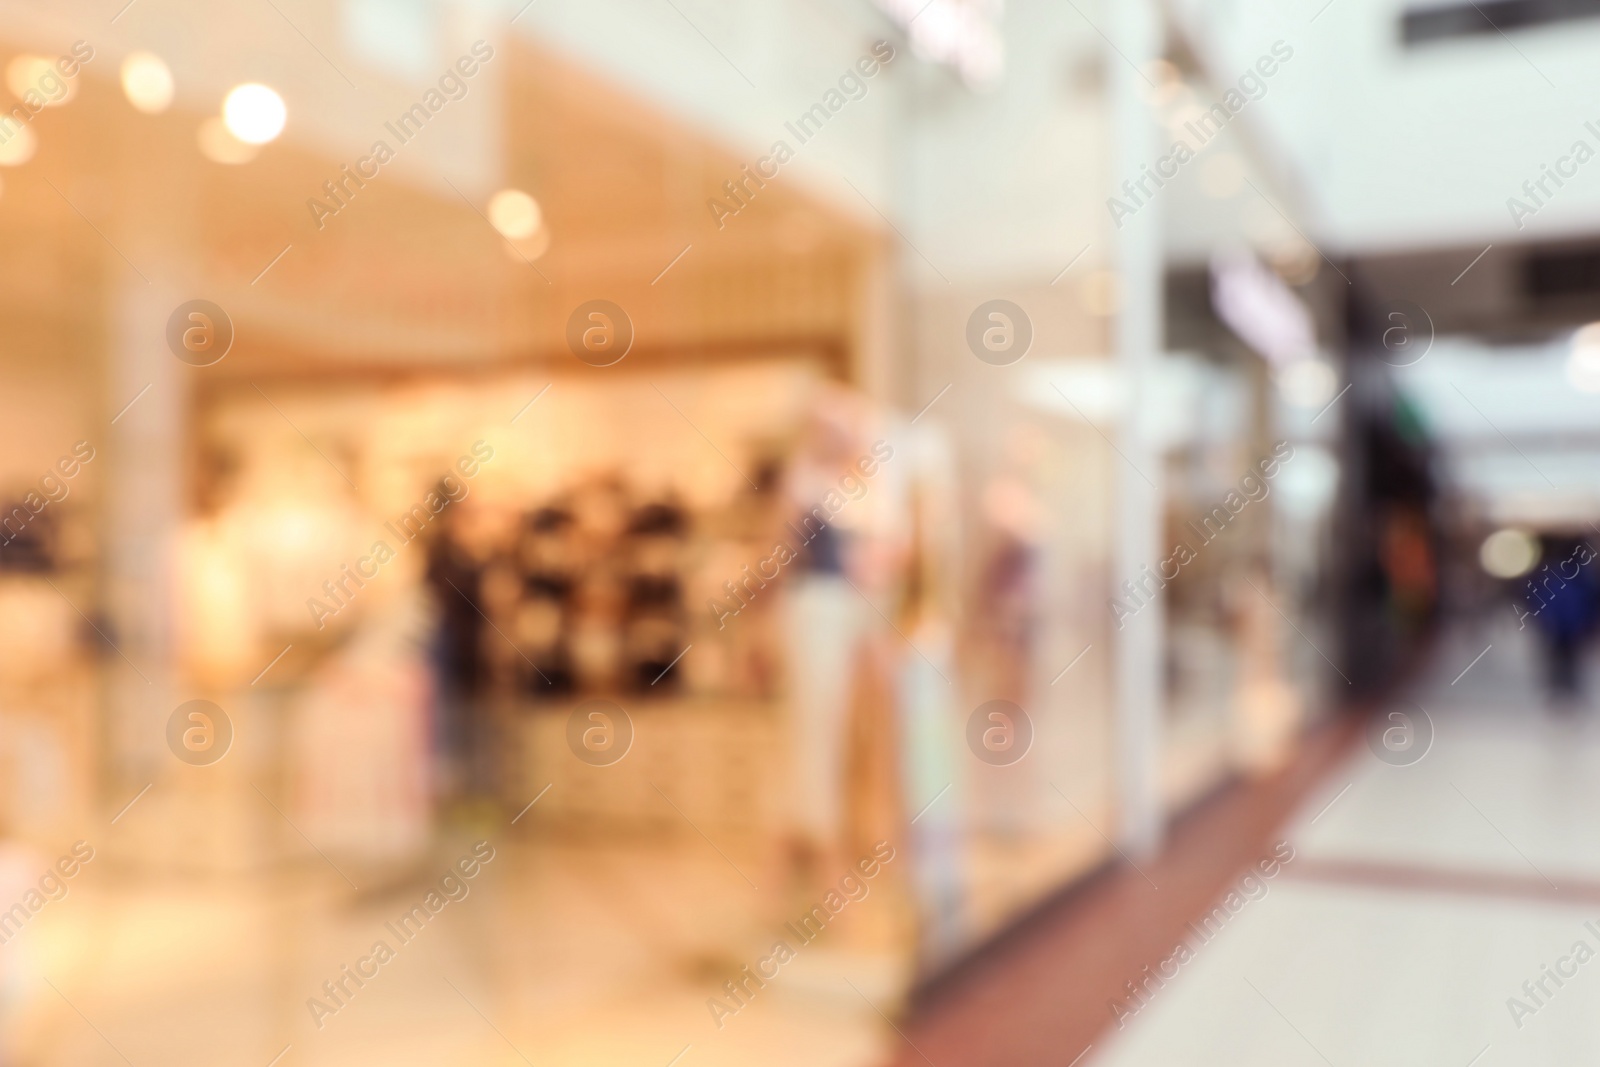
[
  {"x1": 105, "y1": 276, "x2": 186, "y2": 786},
  {"x1": 1108, "y1": 0, "x2": 1165, "y2": 857}
]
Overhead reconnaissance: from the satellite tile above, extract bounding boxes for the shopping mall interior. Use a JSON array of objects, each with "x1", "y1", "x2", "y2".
[{"x1": 1, "y1": 0, "x2": 1599, "y2": 1064}]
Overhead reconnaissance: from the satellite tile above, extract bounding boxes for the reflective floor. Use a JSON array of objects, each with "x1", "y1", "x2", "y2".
[
  {"x1": 10, "y1": 617, "x2": 1598, "y2": 1067},
  {"x1": 1095, "y1": 618, "x2": 1600, "y2": 1066},
  {"x1": 9, "y1": 828, "x2": 903, "y2": 1066}
]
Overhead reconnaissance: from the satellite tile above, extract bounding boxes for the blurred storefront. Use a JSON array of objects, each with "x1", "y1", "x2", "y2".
[{"x1": 0, "y1": 4, "x2": 1358, "y2": 1064}]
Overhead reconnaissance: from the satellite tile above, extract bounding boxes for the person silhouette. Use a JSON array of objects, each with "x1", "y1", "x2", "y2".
[{"x1": 1527, "y1": 538, "x2": 1598, "y2": 707}]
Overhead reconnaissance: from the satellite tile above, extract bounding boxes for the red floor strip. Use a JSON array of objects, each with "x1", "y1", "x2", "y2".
[
  {"x1": 885, "y1": 712, "x2": 1364, "y2": 1067},
  {"x1": 1283, "y1": 856, "x2": 1600, "y2": 906}
]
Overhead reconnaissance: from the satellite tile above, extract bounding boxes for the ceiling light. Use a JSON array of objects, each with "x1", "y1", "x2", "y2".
[
  {"x1": 0, "y1": 124, "x2": 36, "y2": 166},
  {"x1": 6, "y1": 55, "x2": 74, "y2": 106},
  {"x1": 487, "y1": 189, "x2": 542, "y2": 240},
  {"x1": 197, "y1": 117, "x2": 259, "y2": 165},
  {"x1": 122, "y1": 52, "x2": 174, "y2": 114},
  {"x1": 222, "y1": 83, "x2": 285, "y2": 145},
  {"x1": 1566, "y1": 323, "x2": 1600, "y2": 393},
  {"x1": 1480, "y1": 528, "x2": 1539, "y2": 579}
]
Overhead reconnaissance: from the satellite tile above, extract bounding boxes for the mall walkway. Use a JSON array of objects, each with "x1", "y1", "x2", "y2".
[
  {"x1": 894, "y1": 616, "x2": 1600, "y2": 1067},
  {"x1": 22, "y1": 618, "x2": 1600, "y2": 1067}
]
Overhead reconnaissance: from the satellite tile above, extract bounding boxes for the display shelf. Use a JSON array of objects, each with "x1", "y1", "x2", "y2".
[{"x1": 504, "y1": 697, "x2": 785, "y2": 836}]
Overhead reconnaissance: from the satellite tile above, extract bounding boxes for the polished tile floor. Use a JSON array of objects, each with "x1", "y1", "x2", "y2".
[
  {"x1": 1093, "y1": 618, "x2": 1600, "y2": 1067},
  {"x1": 11, "y1": 830, "x2": 904, "y2": 1067},
  {"x1": 12, "y1": 617, "x2": 1595, "y2": 1066}
]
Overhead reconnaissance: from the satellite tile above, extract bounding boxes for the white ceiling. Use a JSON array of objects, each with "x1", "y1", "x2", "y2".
[
  {"x1": 1173, "y1": 0, "x2": 1600, "y2": 255},
  {"x1": 1394, "y1": 337, "x2": 1600, "y2": 522}
]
